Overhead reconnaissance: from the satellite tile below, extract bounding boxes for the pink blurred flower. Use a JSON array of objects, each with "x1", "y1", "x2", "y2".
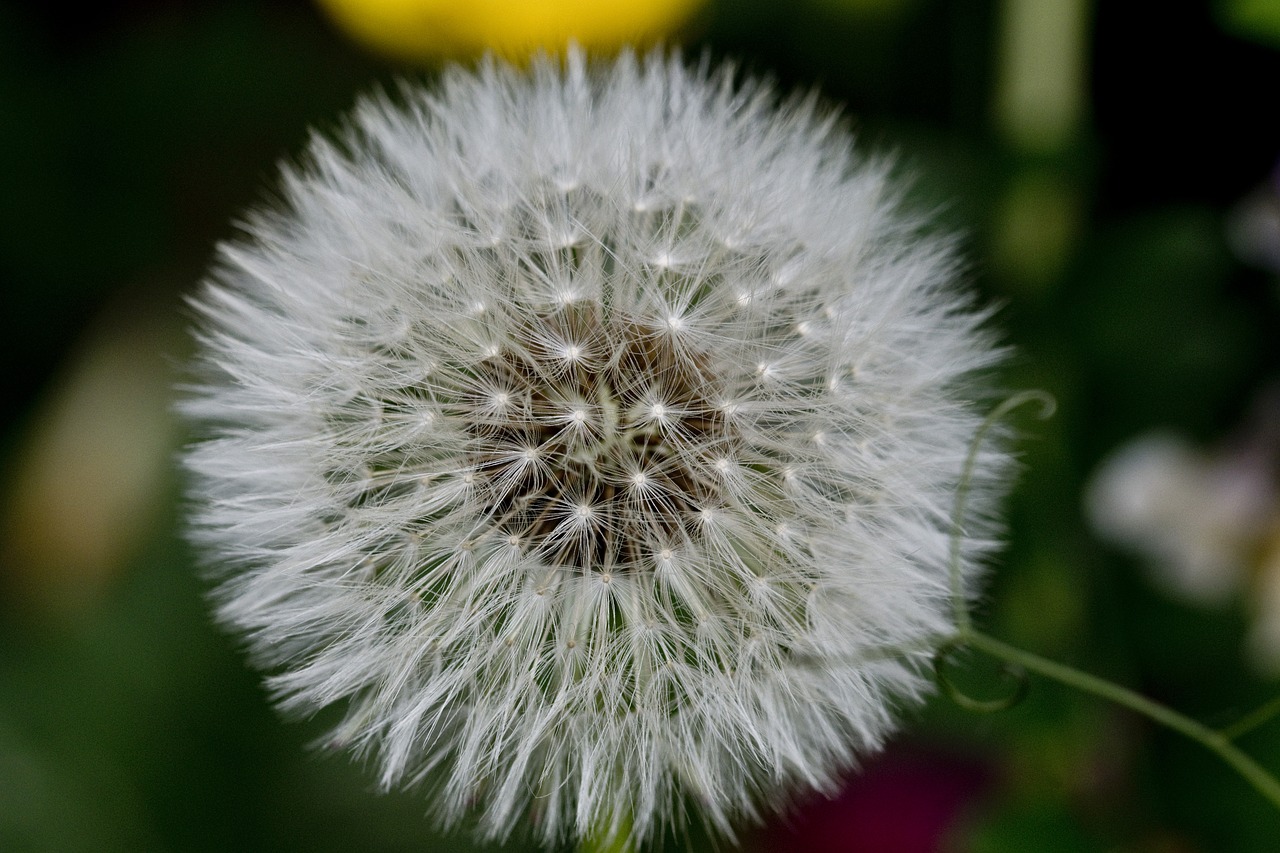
[{"x1": 758, "y1": 748, "x2": 989, "y2": 853}]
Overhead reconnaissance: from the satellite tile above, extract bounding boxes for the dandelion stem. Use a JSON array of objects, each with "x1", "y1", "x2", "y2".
[
  {"x1": 957, "y1": 629, "x2": 1280, "y2": 811},
  {"x1": 580, "y1": 835, "x2": 633, "y2": 853},
  {"x1": 580, "y1": 813, "x2": 634, "y2": 853}
]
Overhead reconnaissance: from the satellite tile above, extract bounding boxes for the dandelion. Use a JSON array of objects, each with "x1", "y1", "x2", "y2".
[{"x1": 182, "y1": 49, "x2": 1007, "y2": 847}]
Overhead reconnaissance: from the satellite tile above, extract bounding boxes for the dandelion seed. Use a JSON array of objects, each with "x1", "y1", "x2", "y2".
[{"x1": 182, "y1": 48, "x2": 1007, "y2": 848}]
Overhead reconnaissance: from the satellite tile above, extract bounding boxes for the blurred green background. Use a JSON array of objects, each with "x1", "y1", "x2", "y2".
[{"x1": 3, "y1": 1, "x2": 1280, "y2": 850}]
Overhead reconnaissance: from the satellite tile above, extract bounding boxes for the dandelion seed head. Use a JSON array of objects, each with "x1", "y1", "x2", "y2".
[{"x1": 183, "y1": 48, "x2": 1007, "y2": 848}]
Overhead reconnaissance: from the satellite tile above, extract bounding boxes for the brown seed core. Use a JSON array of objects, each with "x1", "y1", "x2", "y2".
[{"x1": 463, "y1": 301, "x2": 733, "y2": 573}]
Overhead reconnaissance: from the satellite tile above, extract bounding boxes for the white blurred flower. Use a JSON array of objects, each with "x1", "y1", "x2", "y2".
[
  {"x1": 1226, "y1": 162, "x2": 1280, "y2": 275},
  {"x1": 1085, "y1": 433, "x2": 1271, "y2": 604},
  {"x1": 1086, "y1": 415, "x2": 1280, "y2": 673},
  {"x1": 183, "y1": 49, "x2": 1007, "y2": 845}
]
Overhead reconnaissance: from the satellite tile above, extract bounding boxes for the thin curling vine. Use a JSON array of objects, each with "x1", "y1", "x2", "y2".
[{"x1": 940, "y1": 391, "x2": 1280, "y2": 813}]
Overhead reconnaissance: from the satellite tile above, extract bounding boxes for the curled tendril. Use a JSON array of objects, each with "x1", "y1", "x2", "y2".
[
  {"x1": 933, "y1": 638, "x2": 1030, "y2": 714},
  {"x1": 950, "y1": 389, "x2": 1057, "y2": 632}
]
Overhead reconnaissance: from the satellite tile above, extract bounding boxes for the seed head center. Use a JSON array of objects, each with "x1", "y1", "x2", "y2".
[{"x1": 459, "y1": 304, "x2": 732, "y2": 573}]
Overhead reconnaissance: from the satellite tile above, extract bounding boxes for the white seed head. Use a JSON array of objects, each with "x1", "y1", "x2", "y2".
[{"x1": 182, "y1": 48, "x2": 1007, "y2": 848}]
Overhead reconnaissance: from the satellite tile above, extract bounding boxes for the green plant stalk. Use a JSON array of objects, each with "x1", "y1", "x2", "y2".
[
  {"x1": 580, "y1": 810, "x2": 634, "y2": 853},
  {"x1": 580, "y1": 836, "x2": 632, "y2": 853},
  {"x1": 1220, "y1": 694, "x2": 1280, "y2": 743},
  {"x1": 961, "y1": 628, "x2": 1280, "y2": 811}
]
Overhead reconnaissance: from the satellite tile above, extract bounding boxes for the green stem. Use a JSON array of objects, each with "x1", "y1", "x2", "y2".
[
  {"x1": 962, "y1": 629, "x2": 1280, "y2": 811},
  {"x1": 1219, "y1": 694, "x2": 1280, "y2": 743},
  {"x1": 580, "y1": 812, "x2": 633, "y2": 853},
  {"x1": 580, "y1": 837, "x2": 632, "y2": 853},
  {"x1": 941, "y1": 392, "x2": 1280, "y2": 815}
]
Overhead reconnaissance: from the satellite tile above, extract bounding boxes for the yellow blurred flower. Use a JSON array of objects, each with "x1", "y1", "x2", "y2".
[{"x1": 315, "y1": 0, "x2": 705, "y2": 61}]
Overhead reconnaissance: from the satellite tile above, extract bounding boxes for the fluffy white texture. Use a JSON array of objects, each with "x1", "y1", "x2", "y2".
[{"x1": 183, "y1": 49, "x2": 1006, "y2": 846}]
